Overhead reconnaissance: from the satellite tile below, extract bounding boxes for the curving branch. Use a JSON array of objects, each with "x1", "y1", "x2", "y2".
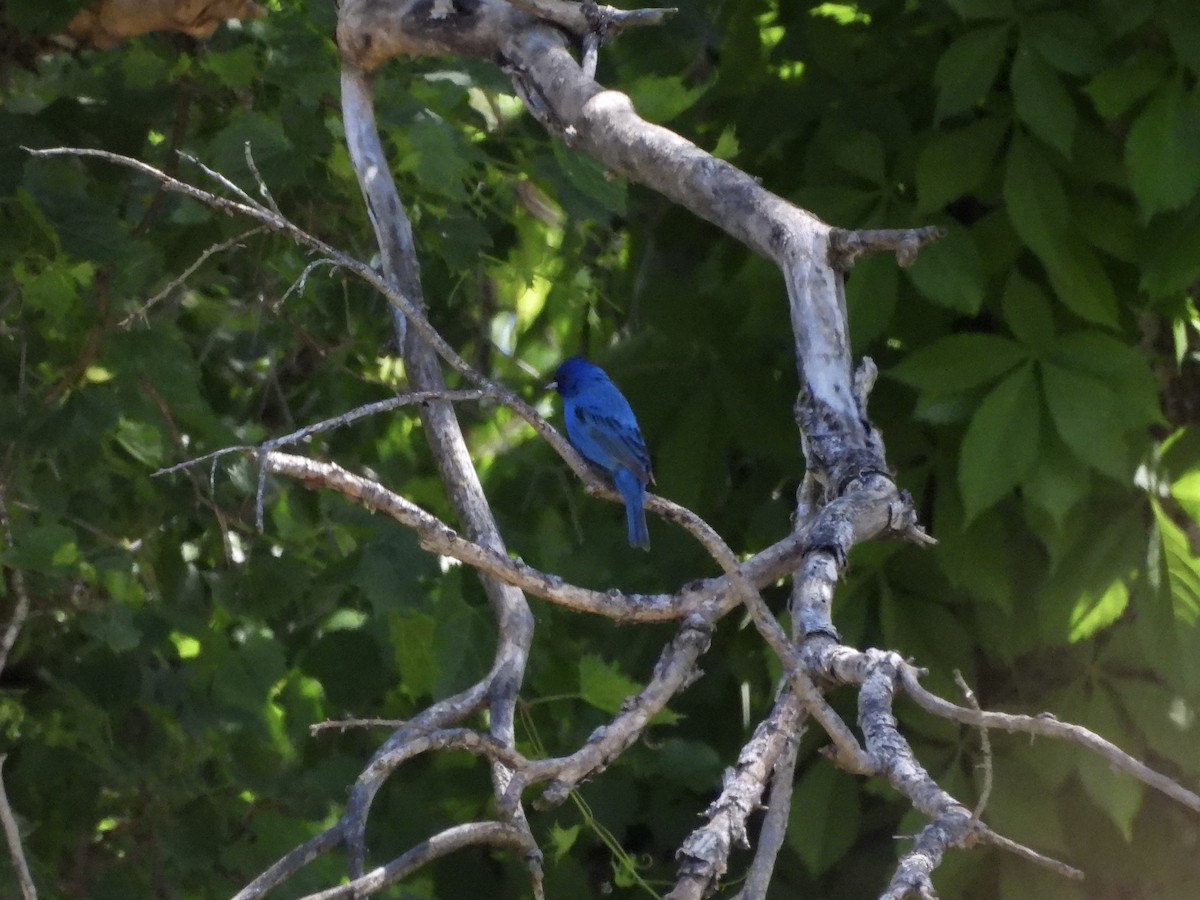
[
  {"x1": 34, "y1": 2, "x2": 1200, "y2": 888},
  {"x1": 504, "y1": 0, "x2": 677, "y2": 40},
  {"x1": 0, "y1": 755, "x2": 37, "y2": 900},
  {"x1": 297, "y1": 821, "x2": 537, "y2": 900},
  {"x1": 667, "y1": 690, "x2": 806, "y2": 900}
]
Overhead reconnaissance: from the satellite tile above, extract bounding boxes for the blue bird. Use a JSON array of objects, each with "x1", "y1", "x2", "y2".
[{"x1": 549, "y1": 356, "x2": 654, "y2": 549}]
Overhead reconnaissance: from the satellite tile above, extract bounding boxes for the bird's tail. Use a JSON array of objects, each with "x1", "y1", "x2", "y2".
[{"x1": 614, "y1": 467, "x2": 650, "y2": 550}]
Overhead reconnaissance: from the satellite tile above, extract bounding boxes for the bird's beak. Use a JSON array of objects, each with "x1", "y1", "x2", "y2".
[{"x1": 545, "y1": 379, "x2": 558, "y2": 392}]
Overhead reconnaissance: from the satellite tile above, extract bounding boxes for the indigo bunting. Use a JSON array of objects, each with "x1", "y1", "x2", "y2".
[{"x1": 549, "y1": 356, "x2": 653, "y2": 549}]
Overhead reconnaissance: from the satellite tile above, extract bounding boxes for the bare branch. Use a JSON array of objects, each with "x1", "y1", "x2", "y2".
[
  {"x1": 297, "y1": 822, "x2": 537, "y2": 900},
  {"x1": 501, "y1": 607, "x2": 717, "y2": 813},
  {"x1": 504, "y1": 0, "x2": 676, "y2": 39},
  {"x1": 243, "y1": 142, "x2": 282, "y2": 217},
  {"x1": 736, "y1": 712, "x2": 801, "y2": 900},
  {"x1": 233, "y1": 677, "x2": 493, "y2": 900},
  {"x1": 310, "y1": 717, "x2": 410, "y2": 735},
  {"x1": 0, "y1": 756, "x2": 37, "y2": 900},
  {"x1": 899, "y1": 663, "x2": 1200, "y2": 814},
  {"x1": 666, "y1": 691, "x2": 806, "y2": 900},
  {"x1": 339, "y1": 64, "x2": 541, "y2": 890},
  {"x1": 0, "y1": 486, "x2": 30, "y2": 679},
  {"x1": 954, "y1": 670, "x2": 992, "y2": 823},
  {"x1": 121, "y1": 225, "x2": 270, "y2": 327},
  {"x1": 828, "y1": 226, "x2": 944, "y2": 270},
  {"x1": 976, "y1": 828, "x2": 1084, "y2": 881}
]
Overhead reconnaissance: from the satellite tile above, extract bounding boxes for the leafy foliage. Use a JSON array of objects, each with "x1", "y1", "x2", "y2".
[{"x1": 1, "y1": 0, "x2": 1198, "y2": 897}]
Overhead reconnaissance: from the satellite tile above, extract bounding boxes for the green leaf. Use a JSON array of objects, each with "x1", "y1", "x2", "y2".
[
  {"x1": 941, "y1": 0, "x2": 1013, "y2": 23},
  {"x1": 1004, "y1": 135, "x2": 1122, "y2": 326},
  {"x1": 543, "y1": 143, "x2": 627, "y2": 218},
  {"x1": 205, "y1": 46, "x2": 261, "y2": 90},
  {"x1": 1069, "y1": 579, "x2": 1129, "y2": 642},
  {"x1": 626, "y1": 75, "x2": 711, "y2": 124},
  {"x1": 787, "y1": 761, "x2": 860, "y2": 875},
  {"x1": 578, "y1": 654, "x2": 640, "y2": 715},
  {"x1": 1001, "y1": 270, "x2": 1054, "y2": 350},
  {"x1": 903, "y1": 226, "x2": 986, "y2": 313},
  {"x1": 1041, "y1": 236, "x2": 1121, "y2": 328},
  {"x1": 356, "y1": 529, "x2": 436, "y2": 615},
  {"x1": 958, "y1": 363, "x2": 1040, "y2": 521},
  {"x1": 831, "y1": 129, "x2": 886, "y2": 184},
  {"x1": 1155, "y1": 502, "x2": 1200, "y2": 625},
  {"x1": 915, "y1": 117, "x2": 1007, "y2": 213},
  {"x1": 15, "y1": 259, "x2": 79, "y2": 325},
  {"x1": 4, "y1": 0, "x2": 88, "y2": 35},
  {"x1": 1004, "y1": 132, "x2": 1070, "y2": 250},
  {"x1": 389, "y1": 611, "x2": 439, "y2": 700},
  {"x1": 114, "y1": 417, "x2": 164, "y2": 467},
  {"x1": 1022, "y1": 11, "x2": 1104, "y2": 75},
  {"x1": 1173, "y1": 469, "x2": 1200, "y2": 521},
  {"x1": 1022, "y1": 429, "x2": 1091, "y2": 525},
  {"x1": 1076, "y1": 693, "x2": 1144, "y2": 841},
  {"x1": 1165, "y1": 0, "x2": 1200, "y2": 75},
  {"x1": 1125, "y1": 81, "x2": 1200, "y2": 218},
  {"x1": 934, "y1": 25, "x2": 1011, "y2": 123},
  {"x1": 1011, "y1": 41, "x2": 1077, "y2": 157},
  {"x1": 548, "y1": 823, "x2": 580, "y2": 864},
  {"x1": 845, "y1": 253, "x2": 898, "y2": 349},
  {"x1": 81, "y1": 605, "x2": 142, "y2": 653},
  {"x1": 1050, "y1": 331, "x2": 1161, "y2": 428},
  {"x1": 207, "y1": 110, "x2": 295, "y2": 187},
  {"x1": 711, "y1": 127, "x2": 740, "y2": 160},
  {"x1": 299, "y1": 629, "x2": 388, "y2": 711},
  {"x1": 2, "y1": 523, "x2": 78, "y2": 574},
  {"x1": 1040, "y1": 362, "x2": 1132, "y2": 479},
  {"x1": 1140, "y1": 203, "x2": 1200, "y2": 297},
  {"x1": 212, "y1": 632, "x2": 289, "y2": 715},
  {"x1": 1085, "y1": 52, "x2": 1169, "y2": 119},
  {"x1": 1110, "y1": 679, "x2": 1200, "y2": 778},
  {"x1": 651, "y1": 739, "x2": 722, "y2": 790},
  {"x1": 1073, "y1": 191, "x2": 1139, "y2": 262},
  {"x1": 986, "y1": 757, "x2": 1068, "y2": 855},
  {"x1": 891, "y1": 334, "x2": 1027, "y2": 395}
]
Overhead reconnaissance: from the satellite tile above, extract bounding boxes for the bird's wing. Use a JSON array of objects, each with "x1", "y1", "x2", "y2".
[{"x1": 573, "y1": 403, "x2": 653, "y2": 483}]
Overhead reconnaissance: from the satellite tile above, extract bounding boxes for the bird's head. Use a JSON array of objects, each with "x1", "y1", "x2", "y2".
[{"x1": 546, "y1": 356, "x2": 605, "y2": 398}]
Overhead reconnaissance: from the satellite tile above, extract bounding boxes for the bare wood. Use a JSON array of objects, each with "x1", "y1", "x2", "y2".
[
  {"x1": 296, "y1": 822, "x2": 537, "y2": 900},
  {"x1": 829, "y1": 225, "x2": 944, "y2": 270},
  {"x1": 899, "y1": 663, "x2": 1200, "y2": 813},
  {"x1": 0, "y1": 486, "x2": 30, "y2": 678},
  {"x1": 339, "y1": 65, "x2": 541, "y2": 889},
  {"x1": 735, "y1": 712, "x2": 802, "y2": 900},
  {"x1": 63, "y1": 0, "x2": 265, "y2": 50},
  {"x1": 0, "y1": 756, "x2": 38, "y2": 900},
  {"x1": 666, "y1": 691, "x2": 805, "y2": 900},
  {"x1": 504, "y1": 0, "x2": 676, "y2": 38}
]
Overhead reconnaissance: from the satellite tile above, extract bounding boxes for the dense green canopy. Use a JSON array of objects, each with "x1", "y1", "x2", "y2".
[{"x1": 1, "y1": 0, "x2": 1198, "y2": 897}]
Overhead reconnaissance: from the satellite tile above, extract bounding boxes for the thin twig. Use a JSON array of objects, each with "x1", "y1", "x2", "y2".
[
  {"x1": 310, "y1": 717, "x2": 410, "y2": 735},
  {"x1": 297, "y1": 822, "x2": 536, "y2": 900},
  {"x1": 954, "y1": 670, "x2": 991, "y2": 824},
  {"x1": 899, "y1": 664, "x2": 1200, "y2": 814},
  {"x1": 504, "y1": 0, "x2": 676, "y2": 39},
  {"x1": 243, "y1": 142, "x2": 281, "y2": 216},
  {"x1": 180, "y1": 150, "x2": 259, "y2": 207},
  {"x1": 121, "y1": 226, "x2": 269, "y2": 327},
  {"x1": 977, "y1": 828, "x2": 1084, "y2": 880},
  {"x1": 0, "y1": 486, "x2": 30, "y2": 678},
  {"x1": 0, "y1": 755, "x2": 38, "y2": 900},
  {"x1": 152, "y1": 390, "x2": 489, "y2": 478},
  {"x1": 736, "y1": 717, "x2": 802, "y2": 900}
]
